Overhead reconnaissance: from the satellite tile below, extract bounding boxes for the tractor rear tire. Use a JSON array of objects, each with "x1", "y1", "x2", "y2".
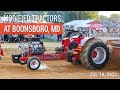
[
  {"x1": 80, "y1": 38, "x2": 111, "y2": 69},
  {"x1": 27, "y1": 56, "x2": 41, "y2": 70}
]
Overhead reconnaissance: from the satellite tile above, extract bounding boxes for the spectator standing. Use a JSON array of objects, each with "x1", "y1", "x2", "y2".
[
  {"x1": 36, "y1": 34, "x2": 43, "y2": 41},
  {"x1": 0, "y1": 35, "x2": 4, "y2": 42},
  {"x1": 57, "y1": 34, "x2": 62, "y2": 42},
  {"x1": 50, "y1": 34, "x2": 54, "y2": 42},
  {"x1": 42, "y1": 35, "x2": 44, "y2": 39}
]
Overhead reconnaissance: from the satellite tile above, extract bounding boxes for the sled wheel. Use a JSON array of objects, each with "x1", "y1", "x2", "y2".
[
  {"x1": 80, "y1": 38, "x2": 111, "y2": 69},
  {"x1": 27, "y1": 56, "x2": 41, "y2": 70}
]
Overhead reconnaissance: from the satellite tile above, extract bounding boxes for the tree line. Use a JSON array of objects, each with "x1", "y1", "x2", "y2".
[{"x1": 100, "y1": 14, "x2": 120, "y2": 22}]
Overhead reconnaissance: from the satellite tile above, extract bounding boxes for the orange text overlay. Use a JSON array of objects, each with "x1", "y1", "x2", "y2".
[{"x1": 0, "y1": 23, "x2": 62, "y2": 34}]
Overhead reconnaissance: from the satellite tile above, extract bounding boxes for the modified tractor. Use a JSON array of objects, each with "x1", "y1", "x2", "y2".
[{"x1": 12, "y1": 30, "x2": 111, "y2": 70}]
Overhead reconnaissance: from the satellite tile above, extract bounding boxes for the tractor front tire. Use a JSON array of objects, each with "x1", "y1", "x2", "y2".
[
  {"x1": 12, "y1": 53, "x2": 22, "y2": 63},
  {"x1": 27, "y1": 56, "x2": 41, "y2": 70},
  {"x1": 80, "y1": 39, "x2": 111, "y2": 69}
]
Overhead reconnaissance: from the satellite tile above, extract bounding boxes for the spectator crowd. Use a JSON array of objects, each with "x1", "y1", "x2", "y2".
[{"x1": 101, "y1": 20, "x2": 120, "y2": 37}]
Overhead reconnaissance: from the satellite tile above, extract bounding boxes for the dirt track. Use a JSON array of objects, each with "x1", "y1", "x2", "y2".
[{"x1": 0, "y1": 42, "x2": 120, "y2": 79}]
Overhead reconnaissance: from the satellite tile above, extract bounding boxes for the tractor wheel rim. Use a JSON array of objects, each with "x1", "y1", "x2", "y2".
[
  {"x1": 30, "y1": 59, "x2": 39, "y2": 69},
  {"x1": 92, "y1": 47, "x2": 106, "y2": 64}
]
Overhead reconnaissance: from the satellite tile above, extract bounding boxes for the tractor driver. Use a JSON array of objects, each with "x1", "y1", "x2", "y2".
[{"x1": 77, "y1": 32, "x2": 83, "y2": 38}]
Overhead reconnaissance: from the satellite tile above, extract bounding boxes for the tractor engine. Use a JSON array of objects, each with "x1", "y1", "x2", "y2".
[
  {"x1": 29, "y1": 37, "x2": 46, "y2": 55},
  {"x1": 30, "y1": 42, "x2": 45, "y2": 55},
  {"x1": 18, "y1": 37, "x2": 46, "y2": 56},
  {"x1": 12, "y1": 37, "x2": 46, "y2": 64}
]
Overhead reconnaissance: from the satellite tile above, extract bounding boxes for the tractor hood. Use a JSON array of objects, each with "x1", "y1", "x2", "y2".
[
  {"x1": 70, "y1": 35, "x2": 94, "y2": 46},
  {"x1": 79, "y1": 37, "x2": 94, "y2": 46}
]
